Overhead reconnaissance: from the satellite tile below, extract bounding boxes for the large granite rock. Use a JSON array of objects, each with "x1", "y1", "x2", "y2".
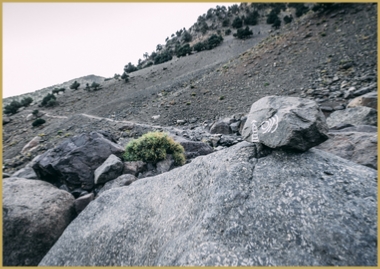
[
  {"x1": 3, "y1": 177, "x2": 76, "y2": 266},
  {"x1": 326, "y1": 107, "x2": 377, "y2": 128},
  {"x1": 172, "y1": 135, "x2": 214, "y2": 159},
  {"x1": 39, "y1": 142, "x2": 377, "y2": 266},
  {"x1": 347, "y1": 91, "x2": 377, "y2": 110},
  {"x1": 97, "y1": 174, "x2": 138, "y2": 197},
  {"x1": 209, "y1": 121, "x2": 232, "y2": 135},
  {"x1": 32, "y1": 132, "x2": 125, "y2": 190},
  {"x1": 241, "y1": 96, "x2": 329, "y2": 151}
]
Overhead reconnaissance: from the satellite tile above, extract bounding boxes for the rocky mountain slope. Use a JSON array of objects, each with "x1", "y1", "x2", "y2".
[{"x1": 2, "y1": 3, "x2": 378, "y2": 266}]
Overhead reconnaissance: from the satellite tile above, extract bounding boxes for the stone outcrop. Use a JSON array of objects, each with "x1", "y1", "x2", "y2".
[
  {"x1": 209, "y1": 121, "x2": 232, "y2": 135},
  {"x1": 96, "y1": 174, "x2": 138, "y2": 197},
  {"x1": 39, "y1": 142, "x2": 377, "y2": 266},
  {"x1": 3, "y1": 177, "x2": 76, "y2": 266},
  {"x1": 241, "y1": 96, "x2": 329, "y2": 151},
  {"x1": 347, "y1": 92, "x2": 377, "y2": 110},
  {"x1": 326, "y1": 107, "x2": 377, "y2": 128},
  {"x1": 172, "y1": 135, "x2": 214, "y2": 158},
  {"x1": 21, "y1": 136, "x2": 41, "y2": 155},
  {"x1": 32, "y1": 131, "x2": 125, "y2": 191}
]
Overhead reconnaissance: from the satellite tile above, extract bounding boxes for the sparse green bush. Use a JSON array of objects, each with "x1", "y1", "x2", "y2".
[
  {"x1": 40, "y1": 93, "x2": 56, "y2": 107},
  {"x1": 4, "y1": 100, "x2": 22, "y2": 114},
  {"x1": 121, "y1": 72, "x2": 129, "y2": 82},
  {"x1": 52, "y1": 88, "x2": 65, "y2": 94},
  {"x1": 193, "y1": 41, "x2": 206, "y2": 52},
  {"x1": 244, "y1": 11, "x2": 259, "y2": 26},
  {"x1": 283, "y1": 15, "x2": 293, "y2": 24},
  {"x1": 225, "y1": 29, "x2": 232, "y2": 35},
  {"x1": 32, "y1": 118, "x2": 46, "y2": 127},
  {"x1": 222, "y1": 18, "x2": 230, "y2": 27},
  {"x1": 46, "y1": 99, "x2": 57, "y2": 107},
  {"x1": 207, "y1": 34, "x2": 223, "y2": 49},
  {"x1": 123, "y1": 131, "x2": 186, "y2": 166},
  {"x1": 32, "y1": 109, "x2": 39, "y2": 116},
  {"x1": 154, "y1": 50, "x2": 172, "y2": 65},
  {"x1": 124, "y1": 62, "x2": 138, "y2": 73},
  {"x1": 91, "y1": 82, "x2": 102, "y2": 91}
]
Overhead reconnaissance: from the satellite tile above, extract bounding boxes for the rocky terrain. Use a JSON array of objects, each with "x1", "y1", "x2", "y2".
[{"x1": 2, "y1": 3, "x2": 378, "y2": 267}]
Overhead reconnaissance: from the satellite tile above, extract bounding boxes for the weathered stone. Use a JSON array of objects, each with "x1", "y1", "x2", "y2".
[
  {"x1": 74, "y1": 193, "x2": 94, "y2": 214},
  {"x1": 26, "y1": 114, "x2": 35, "y2": 121},
  {"x1": 94, "y1": 154, "x2": 124, "y2": 185},
  {"x1": 316, "y1": 130, "x2": 378, "y2": 169},
  {"x1": 97, "y1": 174, "x2": 138, "y2": 197},
  {"x1": 320, "y1": 106, "x2": 333, "y2": 112},
  {"x1": 326, "y1": 107, "x2": 377, "y2": 128},
  {"x1": 156, "y1": 154, "x2": 175, "y2": 174},
  {"x1": 3, "y1": 177, "x2": 76, "y2": 266},
  {"x1": 123, "y1": 161, "x2": 147, "y2": 176},
  {"x1": 230, "y1": 121, "x2": 241, "y2": 133},
  {"x1": 239, "y1": 116, "x2": 247, "y2": 135},
  {"x1": 32, "y1": 132, "x2": 125, "y2": 190},
  {"x1": 3, "y1": 116, "x2": 12, "y2": 125},
  {"x1": 330, "y1": 124, "x2": 377, "y2": 133},
  {"x1": 353, "y1": 83, "x2": 376, "y2": 96},
  {"x1": 242, "y1": 96, "x2": 329, "y2": 151},
  {"x1": 347, "y1": 91, "x2": 377, "y2": 110},
  {"x1": 21, "y1": 136, "x2": 41, "y2": 155},
  {"x1": 39, "y1": 142, "x2": 377, "y2": 266},
  {"x1": 172, "y1": 135, "x2": 213, "y2": 159},
  {"x1": 118, "y1": 122, "x2": 135, "y2": 131},
  {"x1": 12, "y1": 166, "x2": 37, "y2": 179},
  {"x1": 209, "y1": 121, "x2": 232, "y2": 135}
]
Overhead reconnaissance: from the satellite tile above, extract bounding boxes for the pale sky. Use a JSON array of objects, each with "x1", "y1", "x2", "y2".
[{"x1": 3, "y1": 2, "x2": 238, "y2": 98}]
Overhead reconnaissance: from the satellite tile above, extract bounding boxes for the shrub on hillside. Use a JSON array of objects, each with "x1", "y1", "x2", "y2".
[
  {"x1": 176, "y1": 44, "x2": 191, "y2": 58},
  {"x1": 20, "y1": 97, "x2": 33, "y2": 107},
  {"x1": 124, "y1": 62, "x2": 138, "y2": 73},
  {"x1": 233, "y1": 26, "x2": 253, "y2": 39},
  {"x1": 225, "y1": 29, "x2": 232, "y2": 35},
  {"x1": 266, "y1": 10, "x2": 280, "y2": 24},
  {"x1": 70, "y1": 81, "x2": 80, "y2": 90},
  {"x1": 4, "y1": 100, "x2": 22, "y2": 114},
  {"x1": 272, "y1": 18, "x2": 281, "y2": 29},
  {"x1": 244, "y1": 11, "x2": 259, "y2": 26},
  {"x1": 32, "y1": 118, "x2": 46, "y2": 127},
  {"x1": 222, "y1": 18, "x2": 230, "y2": 27},
  {"x1": 154, "y1": 50, "x2": 172, "y2": 65},
  {"x1": 182, "y1": 30, "x2": 192, "y2": 42},
  {"x1": 207, "y1": 34, "x2": 223, "y2": 49},
  {"x1": 52, "y1": 88, "x2": 65, "y2": 95},
  {"x1": 121, "y1": 72, "x2": 129, "y2": 82},
  {"x1": 40, "y1": 93, "x2": 56, "y2": 107},
  {"x1": 289, "y1": 3, "x2": 309, "y2": 17},
  {"x1": 232, "y1": 16, "x2": 243, "y2": 28},
  {"x1": 90, "y1": 82, "x2": 102, "y2": 91},
  {"x1": 283, "y1": 15, "x2": 293, "y2": 24},
  {"x1": 32, "y1": 109, "x2": 39, "y2": 116},
  {"x1": 123, "y1": 131, "x2": 186, "y2": 166}
]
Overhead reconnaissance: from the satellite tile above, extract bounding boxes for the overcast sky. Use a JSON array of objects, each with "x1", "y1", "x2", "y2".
[{"x1": 3, "y1": 2, "x2": 238, "y2": 98}]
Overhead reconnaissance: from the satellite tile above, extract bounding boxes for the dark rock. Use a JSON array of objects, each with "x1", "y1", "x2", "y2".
[
  {"x1": 123, "y1": 161, "x2": 147, "y2": 176},
  {"x1": 156, "y1": 154, "x2": 175, "y2": 174},
  {"x1": 94, "y1": 154, "x2": 124, "y2": 185},
  {"x1": 3, "y1": 116, "x2": 12, "y2": 125},
  {"x1": 172, "y1": 135, "x2": 213, "y2": 159},
  {"x1": 316, "y1": 131, "x2": 377, "y2": 169},
  {"x1": 209, "y1": 121, "x2": 232, "y2": 135},
  {"x1": 218, "y1": 135, "x2": 238, "y2": 147},
  {"x1": 330, "y1": 124, "x2": 377, "y2": 133},
  {"x1": 39, "y1": 142, "x2": 377, "y2": 266},
  {"x1": 118, "y1": 122, "x2": 135, "y2": 131},
  {"x1": 230, "y1": 121, "x2": 241, "y2": 133},
  {"x1": 320, "y1": 106, "x2": 333, "y2": 112},
  {"x1": 97, "y1": 174, "x2": 138, "y2": 197},
  {"x1": 239, "y1": 116, "x2": 247, "y2": 135},
  {"x1": 3, "y1": 177, "x2": 76, "y2": 266},
  {"x1": 326, "y1": 107, "x2": 377, "y2": 128},
  {"x1": 241, "y1": 96, "x2": 329, "y2": 152},
  {"x1": 74, "y1": 193, "x2": 94, "y2": 214},
  {"x1": 333, "y1": 104, "x2": 345, "y2": 110},
  {"x1": 3, "y1": 172, "x2": 11, "y2": 178},
  {"x1": 32, "y1": 132, "x2": 125, "y2": 191},
  {"x1": 353, "y1": 84, "x2": 376, "y2": 96},
  {"x1": 71, "y1": 188, "x2": 85, "y2": 198}
]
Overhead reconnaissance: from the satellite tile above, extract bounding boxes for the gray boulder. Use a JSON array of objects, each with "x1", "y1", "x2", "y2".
[
  {"x1": 97, "y1": 174, "x2": 138, "y2": 197},
  {"x1": 74, "y1": 193, "x2": 94, "y2": 214},
  {"x1": 39, "y1": 142, "x2": 377, "y2": 266},
  {"x1": 172, "y1": 135, "x2": 214, "y2": 159},
  {"x1": 12, "y1": 166, "x2": 37, "y2": 179},
  {"x1": 241, "y1": 96, "x2": 329, "y2": 151},
  {"x1": 94, "y1": 154, "x2": 124, "y2": 185},
  {"x1": 316, "y1": 130, "x2": 377, "y2": 169},
  {"x1": 21, "y1": 136, "x2": 41, "y2": 155},
  {"x1": 209, "y1": 121, "x2": 232, "y2": 135},
  {"x1": 32, "y1": 132, "x2": 125, "y2": 190},
  {"x1": 156, "y1": 154, "x2": 175, "y2": 174},
  {"x1": 3, "y1": 177, "x2": 76, "y2": 266},
  {"x1": 327, "y1": 107, "x2": 377, "y2": 128}
]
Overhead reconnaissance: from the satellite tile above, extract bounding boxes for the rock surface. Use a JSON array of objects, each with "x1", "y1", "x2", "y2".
[
  {"x1": 347, "y1": 92, "x2": 377, "y2": 110},
  {"x1": 316, "y1": 129, "x2": 377, "y2": 169},
  {"x1": 39, "y1": 142, "x2": 377, "y2": 266},
  {"x1": 3, "y1": 177, "x2": 76, "y2": 266},
  {"x1": 172, "y1": 135, "x2": 214, "y2": 159},
  {"x1": 21, "y1": 136, "x2": 41, "y2": 155},
  {"x1": 32, "y1": 132, "x2": 125, "y2": 190},
  {"x1": 97, "y1": 174, "x2": 138, "y2": 197},
  {"x1": 94, "y1": 154, "x2": 124, "y2": 185},
  {"x1": 242, "y1": 96, "x2": 329, "y2": 151},
  {"x1": 209, "y1": 121, "x2": 232, "y2": 135},
  {"x1": 326, "y1": 107, "x2": 377, "y2": 128}
]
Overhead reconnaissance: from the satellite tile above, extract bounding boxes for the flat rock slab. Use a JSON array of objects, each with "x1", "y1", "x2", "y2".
[
  {"x1": 242, "y1": 96, "x2": 329, "y2": 151},
  {"x1": 39, "y1": 142, "x2": 377, "y2": 266},
  {"x1": 3, "y1": 177, "x2": 76, "y2": 266},
  {"x1": 327, "y1": 107, "x2": 377, "y2": 128}
]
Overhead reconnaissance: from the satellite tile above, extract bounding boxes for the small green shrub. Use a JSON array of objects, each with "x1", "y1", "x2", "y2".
[
  {"x1": 70, "y1": 81, "x2": 80, "y2": 90},
  {"x1": 41, "y1": 93, "x2": 56, "y2": 107},
  {"x1": 32, "y1": 109, "x2": 39, "y2": 116},
  {"x1": 4, "y1": 100, "x2": 22, "y2": 114},
  {"x1": 32, "y1": 118, "x2": 46, "y2": 127},
  {"x1": 20, "y1": 97, "x2": 33, "y2": 107},
  {"x1": 123, "y1": 132, "x2": 186, "y2": 166}
]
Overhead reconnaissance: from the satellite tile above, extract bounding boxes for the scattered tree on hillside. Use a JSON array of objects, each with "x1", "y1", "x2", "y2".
[
  {"x1": 244, "y1": 11, "x2": 259, "y2": 26},
  {"x1": 32, "y1": 118, "x2": 46, "y2": 127},
  {"x1": 233, "y1": 26, "x2": 253, "y2": 39},
  {"x1": 91, "y1": 82, "x2": 102, "y2": 91},
  {"x1": 124, "y1": 62, "x2": 138, "y2": 73},
  {"x1": 283, "y1": 15, "x2": 293, "y2": 24},
  {"x1": 228, "y1": 4, "x2": 239, "y2": 14},
  {"x1": 182, "y1": 30, "x2": 192, "y2": 43},
  {"x1": 40, "y1": 93, "x2": 57, "y2": 107},
  {"x1": 4, "y1": 100, "x2": 22, "y2": 114},
  {"x1": 154, "y1": 50, "x2": 172, "y2": 65},
  {"x1": 225, "y1": 29, "x2": 232, "y2": 35},
  {"x1": 20, "y1": 97, "x2": 33, "y2": 107},
  {"x1": 70, "y1": 81, "x2": 80, "y2": 90},
  {"x1": 272, "y1": 18, "x2": 281, "y2": 29},
  {"x1": 121, "y1": 72, "x2": 129, "y2": 82},
  {"x1": 232, "y1": 16, "x2": 243, "y2": 28},
  {"x1": 192, "y1": 34, "x2": 223, "y2": 52},
  {"x1": 176, "y1": 44, "x2": 191, "y2": 58},
  {"x1": 52, "y1": 88, "x2": 65, "y2": 95},
  {"x1": 143, "y1": 52, "x2": 149, "y2": 60},
  {"x1": 222, "y1": 18, "x2": 230, "y2": 27},
  {"x1": 288, "y1": 3, "x2": 309, "y2": 17}
]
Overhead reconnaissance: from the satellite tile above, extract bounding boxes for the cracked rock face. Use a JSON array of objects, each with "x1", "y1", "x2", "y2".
[
  {"x1": 39, "y1": 142, "x2": 377, "y2": 266},
  {"x1": 241, "y1": 96, "x2": 329, "y2": 151}
]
